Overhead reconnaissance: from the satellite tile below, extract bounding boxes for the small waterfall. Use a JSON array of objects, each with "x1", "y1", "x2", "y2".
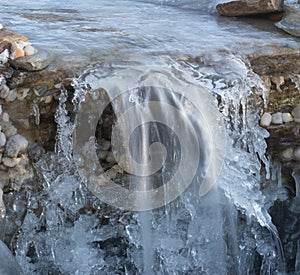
[{"x1": 12, "y1": 56, "x2": 287, "y2": 274}]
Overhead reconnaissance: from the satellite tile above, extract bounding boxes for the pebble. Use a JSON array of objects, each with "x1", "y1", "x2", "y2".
[
  {"x1": 5, "y1": 134, "x2": 28, "y2": 158},
  {"x1": 0, "y1": 133, "x2": 6, "y2": 147},
  {"x1": 0, "y1": 84, "x2": 9, "y2": 99},
  {"x1": 294, "y1": 147, "x2": 300, "y2": 160},
  {"x1": 97, "y1": 150, "x2": 108, "y2": 160},
  {"x1": 292, "y1": 104, "x2": 300, "y2": 122},
  {"x1": 1, "y1": 123, "x2": 17, "y2": 138},
  {"x1": 260, "y1": 112, "x2": 272, "y2": 127},
  {"x1": 10, "y1": 42, "x2": 25, "y2": 60},
  {"x1": 24, "y1": 45, "x2": 36, "y2": 56},
  {"x1": 272, "y1": 112, "x2": 283, "y2": 125},
  {"x1": 5, "y1": 89, "x2": 17, "y2": 102},
  {"x1": 0, "y1": 49, "x2": 9, "y2": 64},
  {"x1": 44, "y1": 95, "x2": 53, "y2": 104},
  {"x1": 2, "y1": 113, "x2": 9, "y2": 123},
  {"x1": 282, "y1": 112, "x2": 294, "y2": 123},
  {"x1": 281, "y1": 147, "x2": 294, "y2": 161},
  {"x1": 2, "y1": 157, "x2": 20, "y2": 168}
]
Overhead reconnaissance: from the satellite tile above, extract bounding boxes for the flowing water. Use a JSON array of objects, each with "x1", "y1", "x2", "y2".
[{"x1": 0, "y1": 0, "x2": 299, "y2": 274}]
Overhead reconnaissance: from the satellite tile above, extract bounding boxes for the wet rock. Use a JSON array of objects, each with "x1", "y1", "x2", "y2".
[
  {"x1": 5, "y1": 134, "x2": 28, "y2": 158},
  {"x1": 23, "y1": 45, "x2": 36, "y2": 56},
  {"x1": 0, "y1": 133, "x2": 6, "y2": 147},
  {"x1": 282, "y1": 112, "x2": 294, "y2": 123},
  {"x1": 0, "y1": 240, "x2": 23, "y2": 275},
  {"x1": 275, "y1": 3, "x2": 300, "y2": 37},
  {"x1": 2, "y1": 157, "x2": 21, "y2": 168},
  {"x1": 0, "y1": 29, "x2": 28, "y2": 53},
  {"x1": 272, "y1": 112, "x2": 283, "y2": 124},
  {"x1": 10, "y1": 49, "x2": 51, "y2": 72},
  {"x1": 260, "y1": 112, "x2": 272, "y2": 127},
  {"x1": 216, "y1": 0, "x2": 283, "y2": 16},
  {"x1": 99, "y1": 138, "x2": 111, "y2": 151},
  {"x1": 292, "y1": 104, "x2": 300, "y2": 122},
  {"x1": 10, "y1": 42, "x2": 25, "y2": 60},
  {"x1": 281, "y1": 147, "x2": 294, "y2": 161}
]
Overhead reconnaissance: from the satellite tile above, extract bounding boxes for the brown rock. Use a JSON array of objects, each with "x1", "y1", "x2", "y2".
[
  {"x1": 0, "y1": 29, "x2": 28, "y2": 53},
  {"x1": 217, "y1": 0, "x2": 283, "y2": 16},
  {"x1": 10, "y1": 42, "x2": 25, "y2": 60}
]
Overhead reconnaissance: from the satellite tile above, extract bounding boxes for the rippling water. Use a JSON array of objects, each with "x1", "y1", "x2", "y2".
[{"x1": 0, "y1": 0, "x2": 298, "y2": 64}]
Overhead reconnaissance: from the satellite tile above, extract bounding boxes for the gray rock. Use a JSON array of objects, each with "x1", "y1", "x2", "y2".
[
  {"x1": 10, "y1": 49, "x2": 51, "y2": 72},
  {"x1": 5, "y1": 134, "x2": 28, "y2": 158},
  {"x1": 275, "y1": 3, "x2": 300, "y2": 37},
  {"x1": 0, "y1": 132, "x2": 6, "y2": 147},
  {"x1": 0, "y1": 240, "x2": 23, "y2": 275},
  {"x1": 2, "y1": 157, "x2": 20, "y2": 168}
]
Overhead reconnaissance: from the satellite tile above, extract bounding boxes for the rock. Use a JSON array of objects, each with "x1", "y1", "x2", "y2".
[
  {"x1": 23, "y1": 45, "x2": 36, "y2": 56},
  {"x1": 0, "y1": 49, "x2": 9, "y2": 64},
  {"x1": 5, "y1": 89, "x2": 17, "y2": 102},
  {"x1": 2, "y1": 157, "x2": 21, "y2": 168},
  {"x1": 5, "y1": 134, "x2": 28, "y2": 158},
  {"x1": 281, "y1": 147, "x2": 294, "y2": 161},
  {"x1": 0, "y1": 24, "x2": 3, "y2": 30},
  {"x1": 1, "y1": 123, "x2": 17, "y2": 138},
  {"x1": 260, "y1": 112, "x2": 272, "y2": 127},
  {"x1": 275, "y1": 3, "x2": 300, "y2": 37},
  {"x1": 10, "y1": 42, "x2": 25, "y2": 60},
  {"x1": 0, "y1": 133, "x2": 6, "y2": 147},
  {"x1": 294, "y1": 147, "x2": 300, "y2": 160},
  {"x1": 216, "y1": 0, "x2": 283, "y2": 16},
  {"x1": 0, "y1": 85, "x2": 9, "y2": 99},
  {"x1": 0, "y1": 29, "x2": 28, "y2": 53},
  {"x1": 0, "y1": 240, "x2": 23, "y2": 274},
  {"x1": 106, "y1": 151, "x2": 116, "y2": 163},
  {"x1": 282, "y1": 112, "x2": 294, "y2": 123},
  {"x1": 10, "y1": 49, "x2": 51, "y2": 72},
  {"x1": 292, "y1": 104, "x2": 300, "y2": 122},
  {"x1": 272, "y1": 112, "x2": 283, "y2": 124},
  {"x1": 99, "y1": 138, "x2": 111, "y2": 151},
  {"x1": 1, "y1": 113, "x2": 9, "y2": 123}
]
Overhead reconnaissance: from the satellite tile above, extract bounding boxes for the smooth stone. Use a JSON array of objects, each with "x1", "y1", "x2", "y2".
[
  {"x1": 10, "y1": 49, "x2": 51, "y2": 72},
  {"x1": 0, "y1": 133, "x2": 6, "y2": 147},
  {"x1": 0, "y1": 123, "x2": 16, "y2": 138},
  {"x1": 0, "y1": 240, "x2": 23, "y2": 275},
  {"x1": 281, "y1": 147, "x2": 294, "y2": 161},
  {"x1": 294, "y1": 147, "x2": 300, "y2": 160},
  {"x1": 5, "y1": 89, "x2": 17, "y2": 102},
  {"x1": 275, "y1": 3, "x2": 300, "y2": 37},
  {"x1": 97, "y1": 150, "x2": 108, "y2": 160},
  {"x1": 292, "y1": 104, "x2": 300, "y2": 122},
  {"x1": 23, "y1": 45, "x2": 36, "y2": 56},
  {"x1": 282, "y1": 112, "x2": 294, "y2": 123},
  {"x1": 2, "y1": 157, "x2": 20, "y2": 168},
  {"x1": 260, "y1": 112, "x2": 272, "y2": 127},
  {"x1": 272, "y1": 112, "x2": 283, "y2": 124},
  {"x1": 2, "y1": 113, "x2": 9, "y2": 123},
  {"x1": 5, "y1": 134, "x2": 28, "y2": 158},
  {"x1": 217, "y1": 0, "x2": 283, "y2": 16},
  {"x1": 0, "y1": 85, "x2": 9, "y2": 99}
]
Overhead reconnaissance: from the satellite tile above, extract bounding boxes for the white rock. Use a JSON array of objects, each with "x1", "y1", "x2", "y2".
[
  {"x1": 5, "y1": 134, "x2": 28, "y2": 158},
  {"x1": 260, "y1": 112, "x2": 272, "y2": 127},
  {"x1": 272, "y1": 112, "x2": 283, "y2": 125},
  {"x1": 2, "y1": 113, "x2": 9, "y2": 123},
  {"x1": 292, "y1": 104, "x2": 300, "y2": 122},
  {"x1": 294, "y1": 147, "x2": 300, "y2": 160},
  {"x1": 281, "y1": 147, "x2": 294, "y2": 161},
  {"x1": 0, "y1": 49, "x2": 9, "y2": 64},
  {"x1": 24, "y1": 45, "x2": 36, "y2": 56},
  {"x1": 0, "y1": 24, "x2": 3, "y2": 30},
  {"x1": 282, "y1": 112, "x2": 294, "y2": 123}
]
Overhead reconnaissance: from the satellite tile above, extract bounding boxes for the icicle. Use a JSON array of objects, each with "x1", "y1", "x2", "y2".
[
  {"x1": 277, "y1": 163, "x2": 282, "y2": 188},
  {"x1": 292, "y1": 170, "x2": 300, "y2": 197}
]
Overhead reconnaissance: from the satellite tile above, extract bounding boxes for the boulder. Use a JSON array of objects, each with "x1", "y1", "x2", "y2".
[
  {"x1": 275, "y1": 3, "x2": 300, "y2": 37},
  {"x1": 10, "y1": 49, "x2": 51, "y2": 72},
  {"x1": 217, "y1": 0, "x2": 283, "y2": 16}
]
